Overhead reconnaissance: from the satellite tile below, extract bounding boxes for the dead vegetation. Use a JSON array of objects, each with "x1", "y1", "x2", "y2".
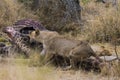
[
  {"x1": 81, "y1": 0, "x2": 120, "y2": 43},
  {"x1": 0, "y1": 0, "x2": 120, "y2": 80},
  {"x1": 0, "y1": 57, "x2": 119, "y2": 80},
  {"x1": 0, "y1": 0, "x2": 37, "y2": 29}
]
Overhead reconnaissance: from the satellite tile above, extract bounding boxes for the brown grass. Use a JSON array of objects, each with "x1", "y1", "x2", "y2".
[
  {"x1": 0, "y1": 0, "x2": 37, "y2": 29},
  {"x1": 81, "y1": 1, "x2": 120, "y2": 43},
  {"x1": 0, "y1": 1, "x2": 120, "y2": 80},
  {"x1": 0, "y1": 58, "x2": 119, "y2": 80}
]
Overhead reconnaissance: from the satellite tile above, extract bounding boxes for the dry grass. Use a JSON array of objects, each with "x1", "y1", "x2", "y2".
[
  {"x1": 0, "y1": 57, "x2": 119, "y2": 80},
  {"x1": 81, "y1": 1, "x2": 120, "y2": 43},
  {"x1": 91, "y1": 43, "x2": 120, "y2": 78},
  {"x1": 0, "y1": 1, "x2": 120, "y2": 80},
  {"x1": 0, "y1": 59, "x2": 55, "y2": 80},
  {"x1": 0, "y1": 0, "x2": 37, "y2": 29},
  {"x1": 0, "y1": 43, "x2": 119, "y2": 80},
  {"x1": 1, "y1": 0, "x2": 120, "y2": 43}
]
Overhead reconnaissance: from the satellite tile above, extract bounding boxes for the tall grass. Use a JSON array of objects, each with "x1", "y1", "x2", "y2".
[
  {"x1": 81, "y1": 1, "x2": 120, "y2": 43},
  {"x1": 1, "y1": 0, "x2": 120, "y2": 43},
  {"x1": 0, "y1": 1, "x2": 120, "y2": 79},
  {"x1": 0, "y1": 0, "x2": 37, "y2": 29},
  {"x1": 0, "y1": 58, "x2": 119, "y2": 80}
]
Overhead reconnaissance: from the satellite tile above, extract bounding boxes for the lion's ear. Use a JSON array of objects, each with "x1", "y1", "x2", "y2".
[
  {"x1": 30, "y1": 31, "x2": 35, "y2": 38},
  {"x1": 35, "y1": 29, "x2": 40, "y2": 36},
  {"x1": 30, "y1": 29, "x2": 40, "y2": 38}
]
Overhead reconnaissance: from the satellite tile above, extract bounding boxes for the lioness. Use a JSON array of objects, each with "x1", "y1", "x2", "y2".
[
  {"x1": 32, "y1": 30, "x2": 101, "y2": 69},
  {"x1": 99, "y1": 46, "x2": 112, "y2": 56},
  {"x1": 30, "y1": 30, "x2": 59, "y2": 41}
]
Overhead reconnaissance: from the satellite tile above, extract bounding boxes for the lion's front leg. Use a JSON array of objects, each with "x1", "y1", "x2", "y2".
[
  {"x1": 43, "y1": 52, "x2": 54, "y2": 66},
  {"x1": 40, "y1": 43, "x2": 47, "y2": 55},
  {"x1": 41, "y1": 49, "x2": 46, "y2": 55}
]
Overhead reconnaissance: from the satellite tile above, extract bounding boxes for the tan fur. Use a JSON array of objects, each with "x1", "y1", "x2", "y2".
[
  {"x1": 30, "y1": 31, "x2": 36, "y2": 39},
  {"x1": 99, "y1": 46, "x2": 112, "y2": 56},
  {"x1": 30, "y1": 30, "x2": 60, "y2": 42},
  {"x1": 33, "y1": 30, "x2": 100, "y2": 69}
]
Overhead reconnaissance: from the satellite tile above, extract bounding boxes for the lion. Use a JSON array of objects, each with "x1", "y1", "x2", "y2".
[
  {"x1": 30, "y1": 30, "x2": 60, "y2": 42},
  {"x1": 31, "y1": 30, "x2": 101, "y2": 69},
  {"x1": 99, "y1": 46, "x2": 112, "y2": 56}
]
